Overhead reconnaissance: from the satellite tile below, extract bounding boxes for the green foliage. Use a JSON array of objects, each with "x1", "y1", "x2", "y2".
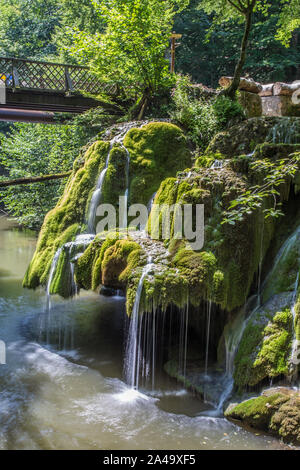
[
  {"x1": 65, "y1": 0, "x2": 189, "y2": 98},
  {"x1": 0, "y1": 123, "x2": 95, "y2": 229},
  {"x1": 222, "y1": 152, "x2": 300, "y2": 226},
  {"x1": 175, "y1": 0, "x2": 299, "y2": 86},
  {"x1": 0, "y1": 0, "x2": 60, "y2": 59},
  {"x1": 212, "y1": 95, "x2": 245, "y2": 127},
  {"x1": 169, "y1": 75, "x2": 218, "y2": 148},
  {"x1": 169, "y1": 75, "x2": 244, "y2": 149},
  {"x1": 276, "y1": 0, "x2": 300, "y2": 47}
]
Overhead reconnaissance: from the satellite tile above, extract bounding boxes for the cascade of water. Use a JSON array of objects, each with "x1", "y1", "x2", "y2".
[
  {"x1": 120, "y1": 147, "x2": 130, "y2": 229},
  {"x1": 44, "y1": 247, "x2": 63, "y2": 344},
  {"x1": 46, "y1": 247, "x2": 63, "y2": 306},
  {"x1": 289, "y1": 272, "x2": 300, "y2": 381},
  {"x1": 204, "y1": 300, "x2": 212, "y2": 376},
  {"x1": 147, "y1": 192, "x2": 157, "y2": 213},
  {"x1": 124, "y1": 256, "x2": 153, "y2": 389},
  {"x1": 262, "y1": 225, "x2": 300, "y2": 300},
  {"x1": 87, "y1": 144, "x2": 112, "y2": 234},
  {"x1": 210, "y1": 160, "x2": 223, "y2": 169},
  {"x1": 269, "y1": 118, "x2": 300, "y2": 144}
]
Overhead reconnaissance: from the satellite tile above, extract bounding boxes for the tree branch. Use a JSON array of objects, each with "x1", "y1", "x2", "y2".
[
  {"x1": 227, "y1": 0, "x2": 244, "y2": 14},
  {"x1": 0, "y1": 172, "x2": 72, "y2": 188}
]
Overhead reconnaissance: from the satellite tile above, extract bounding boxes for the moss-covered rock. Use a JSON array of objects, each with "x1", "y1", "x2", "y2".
[
  {"x1": 234, "y1": 297, "x2": 293, "y2": 391},
  {"x1": 146, "y1": 163, "x2": 276, "y2": 313},
  {"x1": 124, "y1": 122, "x2": 191, "y2": 207},
  {"x1": 23, "y1": 140, "x2": 110, "y2": 290},
  {"x1": 24, "y1": 121, "x2": 191, "y2": 295},
  {"x1": 206, "y1": 117, "x2": 300, "y2": 157},
  {"x1": 225, "y1": 387, "x2": 300, "y2": 444}
]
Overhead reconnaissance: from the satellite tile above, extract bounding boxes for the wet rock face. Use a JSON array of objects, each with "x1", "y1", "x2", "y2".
[
  {"x1": 225, "y1": 387, "x2": 300, "y2": 445},
  {"x1": 233, "y1": 295, "x2": 293, "y2": 391},
  {"x1": 23, "y1": 121, "x2": 191, "y2": 294},
  {"x1": 206, "y1": 117, "x2": 300, "y2": 157}
]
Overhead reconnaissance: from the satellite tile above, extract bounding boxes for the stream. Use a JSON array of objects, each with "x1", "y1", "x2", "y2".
[{"x1": 0, "y1": 217, "x2": 285, "y2": 450}]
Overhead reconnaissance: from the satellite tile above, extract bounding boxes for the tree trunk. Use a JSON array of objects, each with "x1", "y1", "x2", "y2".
[
  {"x1": 0, "y1": 172, "x2": 71, "y2": 188},
  {"x1": 219, "y1": 76, "x2": 262, "y2": 94},
  {"x1": 224, "y1": 7, "x2": 254, "y2": 100}
]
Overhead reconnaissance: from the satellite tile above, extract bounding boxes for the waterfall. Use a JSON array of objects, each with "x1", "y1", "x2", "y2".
[
  {"x1": 262, "y1": 225, "x2": 300, "y2": 302},
  {"x1": 204, "y1": 300, "x2": 212, "y2": 376},
  {"x1": 268, "y1": 118, "x2": 300, "y2": 144},
  {"x1": 210, "y1": 160, "x2": 223, "y2": 169},
  {"x1": 289, "y1": 272, "x2": 300, "y2": 381},
  {"x1": 46, "y1": 247, "x2": 63, "y2": 305},
  {"x1": 124, "y1": 256, "x2": 154, "y2": 389},
  {"x1": 87, "y1": 144, "x2": 112, "y2": 234},
  {"x1": 147, "y1": 192, "x2": 157, "y2": 213},
  {"x1": 120, "y1": 147, "x2": 130, "y2": 228}
]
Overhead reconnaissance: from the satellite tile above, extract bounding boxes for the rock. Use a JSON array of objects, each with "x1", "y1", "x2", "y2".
[
  {"x1": 238, "y1": 90, "x2": 262, "y2": 118},
  {"x1": 100, "y1": 286, "x2": 119, "y2": 297},
  {"x1": 206, "y1": 117, "x2": 280, "y2": 156},
  {"x1": 261, "y1": 95, "x2": 300, "y2": 117},
  {"x1": 225, "y1": 387, "x2": 300, "y2": 445},
  {"x1": 234, "y1": 294, "x2": 294, "y2": 391}
]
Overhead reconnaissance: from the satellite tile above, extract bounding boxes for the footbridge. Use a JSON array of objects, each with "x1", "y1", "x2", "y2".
[{"x1": 0, "y1": 57, "x2": 114, "y2": 123}]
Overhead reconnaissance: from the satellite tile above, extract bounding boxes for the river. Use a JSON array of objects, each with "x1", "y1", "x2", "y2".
[{"x1": 0, "y1": 217, "x2": 285, "y2": 450}]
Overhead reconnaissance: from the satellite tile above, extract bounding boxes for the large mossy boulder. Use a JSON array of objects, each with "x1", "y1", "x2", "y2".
[
  {"x1": 225, "y1": 387, "x2": 300, "y2": 445},
  {"x1": 234, "y1": 298, "x2": 293, "y2": 391},
  {"x1": 23, "y1": 140, "x2": 111, "y2": 291},
  {"x1": 23, "y1": 122, "x2": 191, "y2": 294},
  {"x1": 124, "y1": 122, "x2": 191, "y2": 206}
]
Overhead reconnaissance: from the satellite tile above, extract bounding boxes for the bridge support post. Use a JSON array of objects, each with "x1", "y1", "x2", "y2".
[{"x1": 65, "y1": 66, "x2": 74, "y2": 95}]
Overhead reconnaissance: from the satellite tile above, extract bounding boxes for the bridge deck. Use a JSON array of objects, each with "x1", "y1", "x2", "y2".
[{"x1": 0, "y1": 57, "x2": 114, "y2": 119}]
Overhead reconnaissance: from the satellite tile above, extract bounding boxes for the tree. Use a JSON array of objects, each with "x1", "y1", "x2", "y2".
[
  {"x1": 66, "y1": 0, "x2": 189, "y2": 116},
  {"x1": 0, "y1": 0, "x2": 60, "y2": 59},
  {"x1": 198, "y1": 1, "x2": 273, "y2": 99},
  {"x1": 0, "y1": 123, "x2": 93, "y2": 229},
  {"x1": 174, "y1": 0, "x2": 299, "y2": 86},
  {"x1": 276, "y1": 0, "x2": 300, "y2": 47}
]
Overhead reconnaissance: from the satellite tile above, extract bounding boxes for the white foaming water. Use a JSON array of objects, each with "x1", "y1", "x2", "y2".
[
  {"x1": 124, "y1": 256, "x2": 154, "y2": 389},
  {"x1": 269, "y1": 117, "x2": 300, "y2": 144},
  {"x1": 87, "y1": 144, "x2": 112, "y2": 234},
  {"x1": 204, "y1": 300, "x2": 212, "y2": 377},
  {"x1": 210, "y1": 160, "x2": 223, "y2": 169},
  {"x1": 120, "y1": 147, "x2": 130, "y2": 228},
  {"x1": 290, "y1": 272, "x2": 300, "y2": 381}
]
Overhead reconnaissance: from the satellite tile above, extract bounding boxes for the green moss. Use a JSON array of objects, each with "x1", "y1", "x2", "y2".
[
  {"x1": 23, "y1": 141, "x2": 110, "y2": 291},
  {"x1": 124, "y1": 122, "x2": 191, "y2": 207},
  {"x1": 75, "y1": 232, "x2": 144, "y2": 303},
  {"x1": 225, "y1": 388, "x2": 300, "y2": 444},
  {"x1": 225, "y1": 393, "x2": 289, "y2": 430},
  {"x1": 234, "y1": 308, "x2": 293, "y2": 391}
]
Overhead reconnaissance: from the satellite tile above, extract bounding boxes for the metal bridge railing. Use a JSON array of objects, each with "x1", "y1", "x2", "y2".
[{"x1": 0, "y1": 56, "x2": 114, "y2": 95}]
